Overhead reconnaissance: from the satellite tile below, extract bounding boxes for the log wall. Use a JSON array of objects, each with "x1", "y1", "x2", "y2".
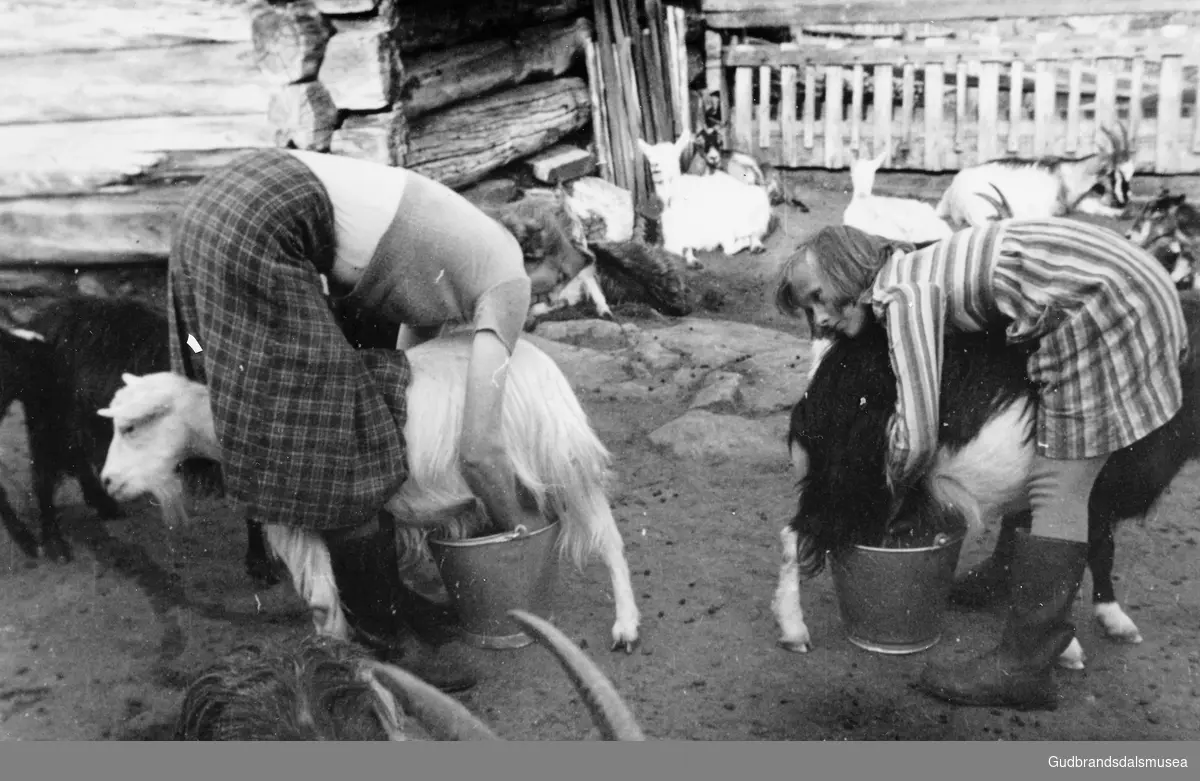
[{"x1": 0, "y1": 0, "x2": 603, "y2": 322}]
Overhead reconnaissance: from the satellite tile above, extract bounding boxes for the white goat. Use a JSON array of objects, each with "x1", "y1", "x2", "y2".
[
  {"x1": 637, "y1": 132, "x2": 773, "y2": 268},
  {"x1": 936, "y1": 124, "x2": 1135, "y2": 227},
  {"x1": 96, "y1": 334, "x2": 640, "y2": 653},
  {"x1": 842, "y1": 142, "x2": 953, "y2": 245}
]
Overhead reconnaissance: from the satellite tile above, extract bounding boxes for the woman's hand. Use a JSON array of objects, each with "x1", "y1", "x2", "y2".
[{"x1": 458, "y1": 329, "x2": 544, "y2": 533}]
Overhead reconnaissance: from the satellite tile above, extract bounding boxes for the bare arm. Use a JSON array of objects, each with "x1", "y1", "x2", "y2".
[{"x1": 458, "y1": 328, "x2": 543, "y2": 532}]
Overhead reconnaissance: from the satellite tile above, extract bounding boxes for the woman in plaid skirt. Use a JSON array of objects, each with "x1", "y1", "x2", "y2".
[
  {"x1": 168, "y1": 148, "x2": 589, "y2": 693},
  {"x1": 775, "y1": 218, "x2": 1187, "y2": 710}
]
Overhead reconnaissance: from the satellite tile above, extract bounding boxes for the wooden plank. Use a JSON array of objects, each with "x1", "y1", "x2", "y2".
[
  {"x1": 977, "y1": 59, "x2": 999, "y2": 162},
  {"x1": 923, "y1": 58, "x2": 944, "y2": 171},
  {"x1": 672, "y1": 6, "x2": 691, "y2": 137},
  {"x1": 702, "y1": 0, "x2": 1200, "y2": 28},
  {"x1": 585, "y1": 41, "x2": 614, "y2": 181},
  {"x1": 0, "y1": 185, "x2": 192, "y2": 265},
  {"x1": 953, "y1": 58, "x2": 967, "y2": 165},
  {"x1": 1156, "y1": 55, "x2": 1183, "y2": 173},
  {"x1": 705, "y1": 30, "x2": 728, "y2": 128},
  {"x1": 734, "y1": 66, "x2": 754, "y2": 152},
  {"x1": 758, "y1": 65, "x2": 772, "y2": 151},
  {"x1": 899, "y1": 62, "x2": 914, "y2": 160},
  {"x1": 849, "y1": 63, "x2": 864, "y2": 157},
  {"x1": 780, "y1": 57, "x2": 799, "y2": 166},
  {"x1": 0, "y1": 42, "x2": 267, "y2": 126},
  {"x1": 722, "y1": 35, "x2": 1194, "y2": 69},
  {"x1": 1129, "y1": 56, "x2": 1145, "y2": 158},
  {"x1": 1033, "y1": 59, "x2": 1056, "y2": 157},
  {"x1": 1093, "y1": 57, "x2": 1118, "y2": 147},
  {"x1": 823, "y1": 65, "x2": 844, "y2": 168},
  {"x1": 1007, "y1": 60, "x2": 1024, "y2": 154},
  {"x1": 803, "y1": 64, "x2": 816, "y2": 150},
  {"x1": 1065, "y1": 59, "x2": 1083, "y2": 154},
  {"x1": 0, "y1": 0, "x2": 251, "y2": 57},
  {"x1": 873, "y1": 60, "x2": 894, "y2": 161}
]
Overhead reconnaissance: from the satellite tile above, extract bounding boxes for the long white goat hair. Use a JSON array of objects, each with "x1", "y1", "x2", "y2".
[
  {"x1": 637, "y1": 132, "x2": 772, "y2": 267},
  {"x1": 387, "y1": 333, "x2": 614, "y2": 571},
  {"x1": 97, "y1": 334, "x2": 640, "y2": 651}
]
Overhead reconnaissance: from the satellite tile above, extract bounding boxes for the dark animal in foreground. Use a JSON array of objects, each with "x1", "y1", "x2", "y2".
[
  {"x1": 773, "y1": 292, "x2": 1200, "y2": 673},
  {"x1": 1126, "y1": 189, "x2": 1200, "y2": 290},
  {"x1": 175, "y1": 609, "x2": 645, "y2": 741},
  {"x1": 0, "y1": 297, "x2": 167, "y2": 563}
]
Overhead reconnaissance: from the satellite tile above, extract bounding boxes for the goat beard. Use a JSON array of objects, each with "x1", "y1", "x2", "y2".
[{"x1": 149, "y1": 474, "x2": 190, "y2": 530}]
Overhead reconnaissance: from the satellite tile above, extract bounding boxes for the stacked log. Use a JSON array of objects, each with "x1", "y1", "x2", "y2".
[{"x1": 254, "y1": 0, "x2": 594, "y2": 184}]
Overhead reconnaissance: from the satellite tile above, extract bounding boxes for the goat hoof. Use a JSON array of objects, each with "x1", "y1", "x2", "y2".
[
  {"x1": 776, "y1": 638, "x2": 810, "y2": 654},
  {"x1": 611, "y1": 637, "x2": 639, "y2": 654}
]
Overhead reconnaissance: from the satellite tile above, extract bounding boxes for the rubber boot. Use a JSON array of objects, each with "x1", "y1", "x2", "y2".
[
  {"x1": 323, "y1": 513, "x2": 477, "y2": 694},
  {"x1": 915, "y1": 530, "x2": 1088, "y2": 710},
  {"x1": 949, "y1": 512, "x2": 1029, "y2": 608}
]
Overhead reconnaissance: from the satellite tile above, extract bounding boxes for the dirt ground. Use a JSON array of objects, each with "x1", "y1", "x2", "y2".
[{"x1": 1, "y1": 175, "x2": 1198, "y2": 742}]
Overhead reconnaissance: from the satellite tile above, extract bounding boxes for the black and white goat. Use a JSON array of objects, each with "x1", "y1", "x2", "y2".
[
  {"x1": 1126, "y1": 190, "x2": 1200, "y2": 291},
  {"x1": 773, "y1": 292, "x2": 1200, "y2": 668},
  {"x1": 936, "y1": 124, "x2": 1136, "y2": 227},
  {"x1": 688, "y1": 125, "x2": 789, "y2": 208},
  {"x1": 96, "y1": 334, "x2": 641, "y2": 653},
  {"x1": 176, "y1": 609, "x2": 645, "y2": 741},
  {"x1": 0, "y1": 297, "x2": 169, "y2": 563}
]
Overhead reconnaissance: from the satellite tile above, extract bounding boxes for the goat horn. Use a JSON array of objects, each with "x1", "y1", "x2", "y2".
[
  {"x1": 978, "y1": 184, "x2": 1014, "y2": 221},
  {"x1": 508, "y1": 609, "x2": 646, "y2": 741},
  {"x1": 364, "y1": 660, "x2": 502, "y2": 741}
]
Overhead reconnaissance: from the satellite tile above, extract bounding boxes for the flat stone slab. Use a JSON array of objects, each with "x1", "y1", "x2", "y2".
[
  {"x1": 523, "y1": 333, "x2": 631, "y2": 392},
  {"x1": 648, "y1": 410, "x2": 791, "y2": 465},
  {"x1": 637, "y1": 318, "x2": 809, "y2": 370}
]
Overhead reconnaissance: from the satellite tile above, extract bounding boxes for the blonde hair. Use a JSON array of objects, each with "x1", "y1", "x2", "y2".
[{"x1": 775, "y1": 226, "x2": 914, "y2": 319}]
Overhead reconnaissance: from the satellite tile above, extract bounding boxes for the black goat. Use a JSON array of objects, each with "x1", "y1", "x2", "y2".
[
  {"x1": 0, "y1": 297, "x2": 260, "y2": 577},
  {"x1": 0, "y1": 297, "x2": 167, "y2": 561},
  {"x1": 772, "y1": 292, "x2": 1200, "y2": 669}
]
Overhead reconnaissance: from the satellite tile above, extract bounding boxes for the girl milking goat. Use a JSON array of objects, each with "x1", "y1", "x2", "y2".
[
  {"x1": 166, "y1": 149, "x2": 597, "y2": 694},
  {"x1": 774, "y1": 221, "x2": 1186, "y2": 710}
]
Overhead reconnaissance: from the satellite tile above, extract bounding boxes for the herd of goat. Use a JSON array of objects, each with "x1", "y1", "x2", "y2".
[{"x1": 0, "y1": 123, "x2": 1198, "y2": 739}]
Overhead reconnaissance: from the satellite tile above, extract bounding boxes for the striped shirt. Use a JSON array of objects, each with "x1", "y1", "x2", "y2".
[{"x1": 871, "y1": 217, "x2": 1186, "y2": 492}]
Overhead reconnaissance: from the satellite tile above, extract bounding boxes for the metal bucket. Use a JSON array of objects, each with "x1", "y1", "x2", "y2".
[
  {"x1": 428, "y1": 521, "x2": 561, "y2": 650},
  {"x1": 829, "y1": 531, "x2": 965, "y2": 654}
]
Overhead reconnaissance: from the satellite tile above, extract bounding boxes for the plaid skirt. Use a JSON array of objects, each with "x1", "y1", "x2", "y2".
[{"x1": 168, "y1": 149, "x2": 412, "y2": 532}]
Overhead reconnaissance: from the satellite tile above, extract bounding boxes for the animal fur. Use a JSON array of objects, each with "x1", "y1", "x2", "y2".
[
  {"x1": 97, "y1": 335, "x2": 640, "y2": 653},
  {"x1": 842, "y1": 142, "x2": 953, "y2": 244}
]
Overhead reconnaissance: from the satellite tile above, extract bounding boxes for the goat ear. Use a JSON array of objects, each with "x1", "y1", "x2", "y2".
[
  {"x1": 121, "y1": 372, "x2": 142, "y2": 386},
  {"x1": 636, "y1": 138, "x2": 653, "y2": 157},
  {"x1": 674, "y1": 131, "x2": 692, "y2": 157},
  {"x1": 96, "y1": 406, "x2": 115, "y2": 419}
]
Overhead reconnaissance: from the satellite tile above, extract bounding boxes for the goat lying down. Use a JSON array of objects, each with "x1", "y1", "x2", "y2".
[
  {"x1": 937, "y1": 124, "x2": 1135, "y2": 227},
  {"x1": 774, "y1": 293, "x2": 1200, "y2": 670},
  {"x1": 97, "y1": 334, "x2": 640, "y2": 653},
  {"x1": 177, "y1": 609, "x2": 645, "y2": 741},
  {"x1": 637, "y1": 132, "x2": 773, "y2": 268}
]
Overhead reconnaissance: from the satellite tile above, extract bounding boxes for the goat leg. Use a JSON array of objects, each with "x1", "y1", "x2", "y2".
[
  {"x1": 31, "y1": 459, "x2": 71, "y2": 564},
  {"x1": 244, "y1": 518, "x2": 281, "y2": 587},
  {"x1": 0, "y1": 484, "x2": 40, "y2": 560}
]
